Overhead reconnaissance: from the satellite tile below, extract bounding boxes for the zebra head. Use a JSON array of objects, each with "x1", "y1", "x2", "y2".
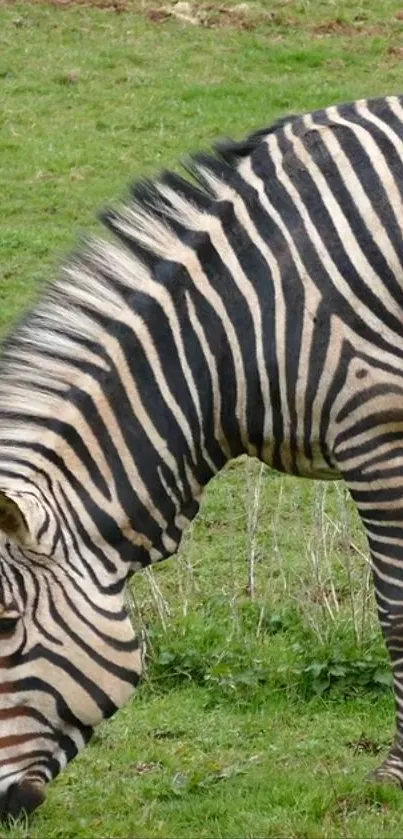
[{"x1": 0, "y1": 484, "x2": 143, "y2": 820}]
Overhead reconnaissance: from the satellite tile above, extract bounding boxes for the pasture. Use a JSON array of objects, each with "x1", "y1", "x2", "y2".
[{"x1": 2, "y1": 0, "x2": 403, "y2": 835}]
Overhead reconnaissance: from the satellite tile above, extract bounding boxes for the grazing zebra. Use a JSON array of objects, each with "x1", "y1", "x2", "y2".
[{"x1": 1, "y1": 93, "x2": 403, "y2": 819}]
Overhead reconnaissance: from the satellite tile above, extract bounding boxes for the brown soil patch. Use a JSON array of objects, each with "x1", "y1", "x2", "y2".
[
  {"x1": 387, "y1": 44, "x2": 403, "y2": 58},
  {"x1": 0, "y1": 0, "x2": 274, "y2": 23},
  {"x1": 147, "y1": 2, "x2": 274, "y2": 30},
  {"x1": 311, "y1": 18, "x2": 388, "y2": 39},
  {"x1": 0, "y1": 0, "x2": 400, "y2": 42}
]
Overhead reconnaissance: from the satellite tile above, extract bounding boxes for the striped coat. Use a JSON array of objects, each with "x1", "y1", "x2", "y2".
[{"x1": 0, "y1": 94, "x2": 403, "y2": 818}]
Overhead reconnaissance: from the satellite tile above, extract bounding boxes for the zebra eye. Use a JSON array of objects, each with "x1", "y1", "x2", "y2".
[{"x1": 0, "y1": 615, "x2": 20, "y2": 634}]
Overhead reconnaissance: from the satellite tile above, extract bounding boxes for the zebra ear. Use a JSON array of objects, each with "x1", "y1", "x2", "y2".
[{"x1": 0, "y1": 492, "x2": 31, "y2": 546}]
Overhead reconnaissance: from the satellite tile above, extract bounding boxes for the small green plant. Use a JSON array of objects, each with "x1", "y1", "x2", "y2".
[{"x1": 139, "y1": 596, "x2": 390, "y2": 704}]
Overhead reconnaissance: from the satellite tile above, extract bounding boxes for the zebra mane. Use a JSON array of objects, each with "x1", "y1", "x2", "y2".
[
  {"x1": 0, "y1": 113, "x2": 296, "y2": 433},
  {"x1": 213, "y1": 115, "x2": 298, "y2": 165}
]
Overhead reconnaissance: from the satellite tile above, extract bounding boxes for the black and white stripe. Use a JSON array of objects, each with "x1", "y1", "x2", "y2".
[{"x1": 0, "y1": 94, "x2": 403, "y2": 818}]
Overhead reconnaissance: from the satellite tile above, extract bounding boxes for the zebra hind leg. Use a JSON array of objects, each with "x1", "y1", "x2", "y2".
[
  {"x1": 366, "y1": 615, "x2": 403, "y2": 787},
  {"x1": 343, "y1": 467, "x2": 403, "y2": 787}
]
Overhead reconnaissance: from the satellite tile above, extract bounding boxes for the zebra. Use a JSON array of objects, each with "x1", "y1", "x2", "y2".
[{"x1": 1, "y1": 93, "x2": 403, "y2": 819}]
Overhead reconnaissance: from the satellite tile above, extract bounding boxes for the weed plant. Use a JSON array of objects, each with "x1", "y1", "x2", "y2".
[{"x1": 131, "y1": 460, "x2": 390, "y2": 704}]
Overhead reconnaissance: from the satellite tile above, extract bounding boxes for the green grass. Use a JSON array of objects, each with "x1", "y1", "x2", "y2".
[
  {"x1": 5, "y1": 690, "x2": 401, "y2": 839},
  {"x1": 2, "y1": 0, "x2": 403, "y2": 835}
]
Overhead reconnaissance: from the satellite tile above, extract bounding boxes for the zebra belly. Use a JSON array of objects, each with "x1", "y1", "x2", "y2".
[{"x1": 260, "y1": 438, "x2": 341, "y2": 481}]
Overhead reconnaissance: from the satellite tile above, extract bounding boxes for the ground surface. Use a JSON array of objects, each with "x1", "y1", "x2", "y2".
[{"x1": 2, "y1": 0, "x2": 403, "y2": 836}]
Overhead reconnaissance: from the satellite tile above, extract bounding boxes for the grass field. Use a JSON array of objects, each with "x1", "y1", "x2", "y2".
[{"x1": 2, "y1": 0, "x2": 403, "y2": 836}]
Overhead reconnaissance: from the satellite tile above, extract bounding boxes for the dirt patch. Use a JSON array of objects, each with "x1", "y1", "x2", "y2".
[
  {"x1": 145, "y1": 6, "x2": 398, "y2": 36},
  {"x1": 147, "y1": 2, "x2": 274, "y2": 30},
  {"x1": 311, "y1": 18, "x2": 387, "y2": 39},
  {"x1": 0, "y1": 0, "x2": 400, "y2": 41},
  {"x1": 387, "y1": 45, "x2": 403, "y2": 59},
  {"x1": 0, "y1": 0, "x2": 273, "y2": 22}
]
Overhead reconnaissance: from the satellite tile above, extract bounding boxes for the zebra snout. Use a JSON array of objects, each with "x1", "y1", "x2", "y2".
[{"x1": 0, "y1": 779, "x2": 46, "y2": 822}]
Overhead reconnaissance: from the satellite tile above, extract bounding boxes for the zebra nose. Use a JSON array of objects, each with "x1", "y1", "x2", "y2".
[{"x1": 0, "y1": 779, "x2": 46, "y2": 821}]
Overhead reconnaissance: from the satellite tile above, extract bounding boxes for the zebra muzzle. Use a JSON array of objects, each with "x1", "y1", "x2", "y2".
[{"x1": 0, "y1": 778, "x2": 46, "y2": 821}]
